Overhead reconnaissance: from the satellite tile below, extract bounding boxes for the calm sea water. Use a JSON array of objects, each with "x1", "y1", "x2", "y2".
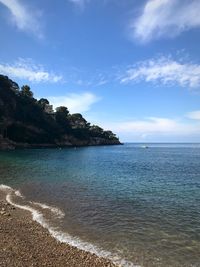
[{"x1": 0, "y1": 143, "x2": 200, "y2": 267}]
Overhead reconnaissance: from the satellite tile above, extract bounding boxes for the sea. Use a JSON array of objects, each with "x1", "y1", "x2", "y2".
[{"x1": 0, "y1": 143, "x2": 200, "y2": 267}]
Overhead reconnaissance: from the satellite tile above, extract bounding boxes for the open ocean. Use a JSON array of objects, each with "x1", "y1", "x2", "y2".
[{"x1": 0, "y1": 143, "x2": 200, "y2": 267}]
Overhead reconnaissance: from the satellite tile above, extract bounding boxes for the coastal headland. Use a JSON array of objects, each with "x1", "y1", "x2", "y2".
[{"x1": 0, "y1": 75, "x2": 121, "y2": 150}]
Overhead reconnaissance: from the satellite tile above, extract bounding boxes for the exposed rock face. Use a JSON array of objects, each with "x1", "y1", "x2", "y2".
[
  {"x1": 56, "y1": 136, "x2": 121, "y2": 147},
  {"x1": 0, "y1": 136, "x2": 120, "y2": 150},
  {"x1": 0, "y1": 75, "x2": 121, "y2": 150},
  {"x1": 89, "y1": 137, "x2": 120, "y2": 146}
]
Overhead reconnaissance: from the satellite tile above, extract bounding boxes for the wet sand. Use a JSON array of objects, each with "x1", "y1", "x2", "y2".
[{"x1": 0, "y1": 192, "x2": 117, "y2": 267}]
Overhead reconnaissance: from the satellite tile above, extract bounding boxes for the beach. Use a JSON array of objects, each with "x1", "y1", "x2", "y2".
[{"x1": 0, "y1": 191, "x2": 116, "y2": 267}]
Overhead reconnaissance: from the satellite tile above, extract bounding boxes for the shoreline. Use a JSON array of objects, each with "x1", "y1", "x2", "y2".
[
  {"x1": 0, "y1": 135, "x2": 122, "y2": 151},
  {"x1": 0, "y1": 141, "x2": 123, "y2": 151},
  {"x1": 0, "y1": 189, "x2": 117, "y2": 267}
]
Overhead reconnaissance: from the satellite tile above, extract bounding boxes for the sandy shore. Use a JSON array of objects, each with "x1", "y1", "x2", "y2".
[{"x1": 0, "y1": 192, "x2": 117, "y2": 267}]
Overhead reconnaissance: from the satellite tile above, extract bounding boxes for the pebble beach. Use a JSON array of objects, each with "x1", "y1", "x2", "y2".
[{"x1": 0, "y1": 192, "x2": 117, "y2": 267}]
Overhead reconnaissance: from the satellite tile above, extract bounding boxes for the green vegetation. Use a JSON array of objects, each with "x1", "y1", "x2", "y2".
[{"x1": 0, "y1": 75, "x2": 120, "y2": 148}]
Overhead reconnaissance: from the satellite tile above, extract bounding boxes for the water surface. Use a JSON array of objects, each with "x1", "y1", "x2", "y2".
[{"x1": 0, "y1": 143, "x2": 200, "y2": 267}]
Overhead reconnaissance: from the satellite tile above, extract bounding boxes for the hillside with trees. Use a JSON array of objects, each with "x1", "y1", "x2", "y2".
[{"x1": 0, "y1": 75, "x2": 121, "y2": 149}]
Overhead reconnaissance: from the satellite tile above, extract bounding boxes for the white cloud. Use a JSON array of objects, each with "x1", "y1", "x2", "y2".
[
  {"x1": 48, "y1": 92, "x2": 100, "y2": 113},
  {"x1": 0, "y1": 59, "x2": 62, "y2": 83},
  {"x1": 186, "y1": 110, "x2": 200, "y2": 120},
  {"x1": 0, "y1": 0, "x2": 42, "y2": 37},
  {"x1": 102, "y1": 116, "x2": 200, "y2": 142},
  {"x1": 132, "y1": 0, "x2": 200, "y2": 42},
  {"x1": 109, "y1": 117, "x2": 186, "y2": 134},
  {"x1": 121, "y1": 57, "x2": 200, "y2": 88}
]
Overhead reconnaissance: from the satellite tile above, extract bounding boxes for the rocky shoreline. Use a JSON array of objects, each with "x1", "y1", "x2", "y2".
[
  {"x1": 0, "y1": 193, "x2": 117, "y2": 267},
  {"x1": 0, "y1": 135, "x2": 122, "y2": 150}
]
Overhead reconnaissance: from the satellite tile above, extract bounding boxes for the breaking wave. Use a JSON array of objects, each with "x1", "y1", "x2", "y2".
[{"x1": 0, "y1": 184, "x2": 139, "y2": 267}]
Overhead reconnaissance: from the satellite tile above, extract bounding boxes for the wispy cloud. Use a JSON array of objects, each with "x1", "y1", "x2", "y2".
[
  {"x1": 121, "y1": 56, "x2": 200, "y2": 89},
  {"x1": 64, "y1": 68, "x2": 109, "y2": 87},
  {"x1": 48, "y1": 92, "x2": 100, "y2": 113},
  {"x1": 132, "y1": 0, "x2": 200, "y2": 42},
  {"x1": 0, "y1": 0, "x2": 43, "y2": 38},
  {"x1": 186, "y1": 110, "x2": 200, "y2": 120},
  {"x1": 0, "y1": 59, "x2": 62, "y2": 83},
  {"x1": 68, "y1": 0, "x2": 90, "y2": 9},
  {"x1": 74, "y1": 76, "x2": 108, "y2": 87}
]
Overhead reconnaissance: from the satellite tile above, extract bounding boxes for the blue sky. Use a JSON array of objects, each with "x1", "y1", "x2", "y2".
[{"x1": 0, "y1": 0, "x2": 200, "y2": 142}]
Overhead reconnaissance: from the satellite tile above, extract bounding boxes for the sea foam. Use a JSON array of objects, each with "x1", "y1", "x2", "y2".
[
  {"x1": 0, "y1": 184, "x2": 13, "y2": 190},
  {"x1": 0, "y1": 184, "x2": 139, "y2": 267},
  {"x1": 12, "y1": 188, "x2": 64, "y2": 218},
  {"x1": 30, "y1": 201, "x2": 65, "y2": 218},
  {"x1": 15, "y1": 190, "x2": 24, "y2": 198}
]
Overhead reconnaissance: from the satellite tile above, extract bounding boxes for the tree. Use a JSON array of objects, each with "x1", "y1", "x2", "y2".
[
  {"x1": 21, "y1": 85, "x2": 33, "y2": 98},
  {"x1": 89, "y1": 125, "x2": 104, "y2": 137},
  {"x1": 38, "y1": 99, "x2": 54, "y2": 114},
  {"x1": 103, "y1": 130, "x2": 117, "y2": 140},
  {"x1": 38, "y1": 98, "x2": 49, "y2": 107},
  {"x1": 11, "y1": 81, "x2": 19, "y2": 91},
  {"x1": 55, "y1": 106, "x2": 70, "y2": 131},
  {"x1": 56, "y1": 106, "x2": 69, "y2": 116},
  {"x1": 69, "y1": 113, "x2": 88, "y2": 129}
]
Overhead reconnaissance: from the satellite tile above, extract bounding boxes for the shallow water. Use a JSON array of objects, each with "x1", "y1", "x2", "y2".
[{"x1": 0, "y1": 143, "x2": 200, "y2": 267}]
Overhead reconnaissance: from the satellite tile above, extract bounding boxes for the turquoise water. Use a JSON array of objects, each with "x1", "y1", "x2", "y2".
[{"x1": 0, "y1": 143, "x2": 200, "y2": 266}]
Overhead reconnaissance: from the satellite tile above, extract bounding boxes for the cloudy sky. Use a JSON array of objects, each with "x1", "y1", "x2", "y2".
[{"x1": 0, "y1": 0, "x2": 200, "y2": 142}]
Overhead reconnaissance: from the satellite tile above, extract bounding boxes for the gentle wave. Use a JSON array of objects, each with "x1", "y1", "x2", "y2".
[
  {"x1": 30, "y1": 201, "x2": 65, "y2": 218},
  {"x1": 0, "y1": 184, "x2": 12, "y2": 190},
  {"x1": 0, "y1": 184, "x2": 139, "y2": 267},
  {"x1": 15, "y1": 189, "x2": 64, "y2": 218}
]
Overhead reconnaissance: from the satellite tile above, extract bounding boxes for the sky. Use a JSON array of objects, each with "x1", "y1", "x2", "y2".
[{"x1": 0, "y1": 0, "x2": 200, "y2": 142}]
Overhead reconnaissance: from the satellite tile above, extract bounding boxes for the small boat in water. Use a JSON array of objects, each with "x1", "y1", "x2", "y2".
[{"x1": 141, "y1": 145, "x2": 149, "y2": 149}]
